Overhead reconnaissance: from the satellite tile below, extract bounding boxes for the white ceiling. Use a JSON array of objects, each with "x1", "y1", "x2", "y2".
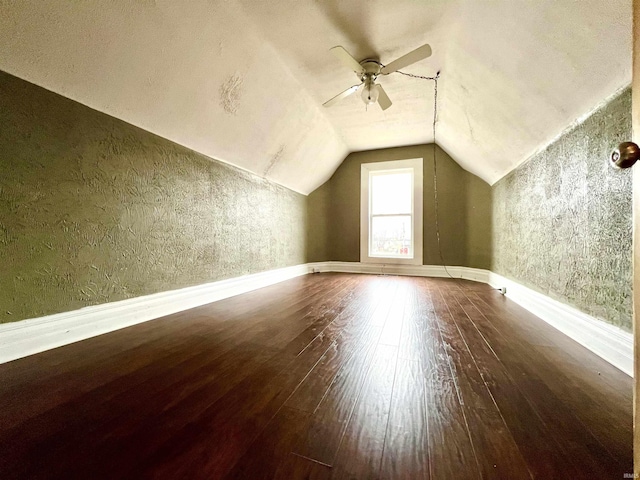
[{"x1": 0, "y1": 0, "x2": 631, "y2": 194}]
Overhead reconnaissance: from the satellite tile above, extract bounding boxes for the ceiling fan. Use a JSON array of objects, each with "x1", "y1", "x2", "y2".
[{"x1": 323, "y1": 43, "x2": 432, "y2": 111}]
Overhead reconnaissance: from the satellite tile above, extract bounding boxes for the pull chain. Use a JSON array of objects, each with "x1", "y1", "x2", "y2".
[
  {"x1": 429, "y1": 73, "x2": 454, "y2": 279},
  {"x1": 393, "y1": 70, "x2": 454, "y2": 279}
]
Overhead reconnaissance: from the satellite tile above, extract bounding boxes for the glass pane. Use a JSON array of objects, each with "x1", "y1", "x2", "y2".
[
  {"x1": 370, "y1": 215, "x2": 412, "y2": 257},
  {"x1": 371, "y1": 172, "x2": 412, "y2": 215}
]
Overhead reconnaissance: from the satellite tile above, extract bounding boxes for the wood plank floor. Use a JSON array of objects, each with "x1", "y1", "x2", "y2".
[{"x1": 0, "y1": 273, "x2": 632, "y2": 479}]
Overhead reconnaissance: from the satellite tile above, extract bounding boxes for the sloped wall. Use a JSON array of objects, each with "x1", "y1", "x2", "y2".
[
  {"x1": 0, "y1": 71, "x2": 306, "y2": 324},
  {"x1": 492, "y1": 88, "x2": 632, "y2": 330}
]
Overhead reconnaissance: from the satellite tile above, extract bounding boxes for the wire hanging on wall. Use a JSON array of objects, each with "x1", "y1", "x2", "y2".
[{"x1": 395, "y1": 69, "x2": 455, "y2": 279}]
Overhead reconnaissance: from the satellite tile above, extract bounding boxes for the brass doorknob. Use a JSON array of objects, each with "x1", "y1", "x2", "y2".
[{"x1": 610, "y1": 142, "x2": 640, "y2": 169}]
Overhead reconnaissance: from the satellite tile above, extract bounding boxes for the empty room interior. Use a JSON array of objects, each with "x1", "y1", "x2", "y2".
[{"x1": 0, "y1": 1, "x2": 636, "y2": 479}]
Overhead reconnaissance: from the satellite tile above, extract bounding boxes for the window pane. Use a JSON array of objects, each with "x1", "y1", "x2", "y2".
[
  {"x1": 370, "y1": 215, "x2": 412, "y2": 257},
  {"x1": 371, "y1": 172, "x2": 412, "y2": 215}
]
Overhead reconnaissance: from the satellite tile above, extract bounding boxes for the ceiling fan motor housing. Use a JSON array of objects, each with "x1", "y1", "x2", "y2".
[
  {"x1": 358, "y1": 60, "x2": 382, "y2": 82},
  {"x1": 323, "y1": 43, "x2": 431, "y2": 110}
]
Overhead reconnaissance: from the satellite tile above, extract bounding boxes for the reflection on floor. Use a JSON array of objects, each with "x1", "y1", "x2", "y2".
[{"x1": 0, "y1": 273, "x2": 632, "y2": 479}]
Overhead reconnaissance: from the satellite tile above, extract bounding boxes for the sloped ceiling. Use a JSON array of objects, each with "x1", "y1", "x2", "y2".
[{"x1": 0, "y1": 0, "x2": 631, "y2": 194}]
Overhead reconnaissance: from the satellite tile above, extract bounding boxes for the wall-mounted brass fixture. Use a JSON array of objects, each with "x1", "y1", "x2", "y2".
[{"x1": 610, "y1": 142, "x2": 640, "y2": 169}]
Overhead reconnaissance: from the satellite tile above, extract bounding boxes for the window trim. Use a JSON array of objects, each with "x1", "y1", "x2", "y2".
[{"x1": 360, "y1": 158, "x2": 423, "y2": 265}]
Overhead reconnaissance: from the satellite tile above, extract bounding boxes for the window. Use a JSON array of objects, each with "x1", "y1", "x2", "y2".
[{"x1": 360, "y1": 159, "x2": 423, "y2": 265}]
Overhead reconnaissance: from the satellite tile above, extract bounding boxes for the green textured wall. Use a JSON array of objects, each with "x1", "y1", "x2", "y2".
[
  {"x1": 492, "y1": 88, "x2": 632, "y2": 331},
  {"x1": 310, "y1": 144, "x2": 492, "y2": 268},
  {"x1": 0, "y1": 71, "x2": 306, "y2": 323}
]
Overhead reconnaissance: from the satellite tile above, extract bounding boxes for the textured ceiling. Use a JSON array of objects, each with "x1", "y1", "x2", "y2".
[{"x1": 0, "y1": 0, "x2": 632, "y2": 194}]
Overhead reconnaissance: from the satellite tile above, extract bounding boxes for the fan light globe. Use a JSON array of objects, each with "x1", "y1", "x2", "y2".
[{"x1": 361, "y1": 82, "x2": 379, "y2": 105}]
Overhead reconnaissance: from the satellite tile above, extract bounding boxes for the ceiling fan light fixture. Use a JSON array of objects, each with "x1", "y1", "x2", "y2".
[
  {"x1": 325, "y1": 43, "x2": 431, "y2": 110},
  {"x1": 361, "y1": 81, "x2": 379, "y2": 105}
]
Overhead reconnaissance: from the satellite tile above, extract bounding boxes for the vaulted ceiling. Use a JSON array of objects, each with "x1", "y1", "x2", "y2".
[{"x1": 0, "y1": 0, "x2": 631, "y2": 194}]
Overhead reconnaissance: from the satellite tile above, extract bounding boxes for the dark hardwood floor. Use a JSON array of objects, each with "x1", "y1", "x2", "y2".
[{"x1": 0, "y1": 273, "x2": 632, "y2": 479}]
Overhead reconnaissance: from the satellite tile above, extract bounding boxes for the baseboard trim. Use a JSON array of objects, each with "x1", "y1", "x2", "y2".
[
  {"x1": 309, "y1": 261, "x2": 492, "y2": 283},
  {"x1": 309, "y1": 261, "x2": 632, "y2": 376},
  {"x1": 486, "y1": 272, "x2": 633, "y2": 377},
  {"x1": 0, "y1": 263, "x2": 312, "y2": 364},
  {"x1": 1, "y1": 261, "x2": 632, "y2": 377}
]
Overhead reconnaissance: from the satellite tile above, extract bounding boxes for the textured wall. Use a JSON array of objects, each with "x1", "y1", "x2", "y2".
[
  {"x1": 0, "y1": 71, "x2": 306, "y2": 324},
  {"x1": 310, "y1": 144, "x2": 492, "y2": 268},
  {"x1": 492, "y1": 88, "x2": 632, "y2": 331}
]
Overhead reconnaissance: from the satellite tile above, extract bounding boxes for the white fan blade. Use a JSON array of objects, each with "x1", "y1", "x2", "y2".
[
  {"x1": 381, "y1": 44, "x2": 432, "y2": 74},
  {"x1": 330, "y1": 46, "x2": 365, "y2": 75},
  {"x1": 323, "y1": 83, "x2": 363, "y2": 107},
  {"x1": 376, "y1": 84, "x2": 392, "y2": 110}
]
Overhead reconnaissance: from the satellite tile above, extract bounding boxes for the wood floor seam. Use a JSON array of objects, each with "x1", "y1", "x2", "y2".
[{"x1": 0, "y1": 273, "x2": 630, "y2": 479}]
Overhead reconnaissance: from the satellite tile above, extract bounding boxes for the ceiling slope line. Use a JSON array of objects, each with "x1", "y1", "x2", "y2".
[{"x1": 490, "y1": 82, "x2": 632, "y2": 186}]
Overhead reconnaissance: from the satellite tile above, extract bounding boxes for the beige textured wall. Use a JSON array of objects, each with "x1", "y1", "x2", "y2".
[
  {"x1": 310, "y1": 145, "x2": 492, "y2": 268},
  {"x1": 0, "y1": 71, "x2": 306, "y2": 323}
]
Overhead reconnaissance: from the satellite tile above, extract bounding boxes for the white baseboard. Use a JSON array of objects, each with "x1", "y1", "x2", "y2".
[
  {"x1": 487, "y1": 272, "x2": 633, "y2": 377},
  {"x1": 0, "y1": 263, "x2": 312, "y2": 364},
  {"x1": 310, "y1": 262, "x2": 632, "y2": 376},
  {"x1": 1, "y1": 261, "x2": 632, "y2": 377},
  {"x1": 309, "y1": 261, "x2": 492, "y2": 283}
]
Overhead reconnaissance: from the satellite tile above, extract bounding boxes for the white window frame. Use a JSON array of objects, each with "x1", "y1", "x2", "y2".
[{"x1": 360, "y1": 158, "x2": 423, "y2": 265}]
